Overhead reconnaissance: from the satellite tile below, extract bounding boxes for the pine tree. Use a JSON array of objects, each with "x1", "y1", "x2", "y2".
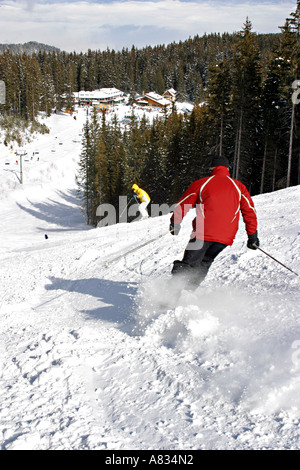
[
  {"x1": 22, "y1": 55, "x2": 43, "y2": 120},
  {"x1": 0, "y1": 52, "x2": 19, "y2": 114},
  {"x1": 141, "y1": 116, "x2": 167, "y2": 204},
  {"x1": 154, "y1": 68, "x2": 165, "y2": 95},
  {"x1": 279, "y1": 1, "x2": 300, "y2": 187},
  {"x1": 184, "y1": 103, "x2": 213, "y2": 182},
  {"x1": 122, "y1": 111, "x2": 146, "y2": 190},
  {"x1": 65, "y1": 62, "x2": 77, "y2": 112},
  {"x1": 176, "y1": 67, "x2": 188, "y2": 102},
  {"x1": 231, "y1": 18, "x2": 263, "y2": 193},
  {"x1": 86, "y1": 50, "x2": 98, "y2": 90},
  {"x1": 99, "y1": 112, "x2": 124, "y2": 211},
  {"x1": 258, "y1": 42, "x2": 296, "y2": 193},
  {"x1": 77, "y1": 109, "x2": 101, "y2": 225},
  {"x1": 95, "y1": 113, "x2": 109, "y2": 206},
  {"x1": 164, "y1": 109, "x2": 186, "y2": 203},
  {"x1": 207, "y1": 59, "x2": 232, "y2": 157},
  {"x1": 39, "y1": 54, "x2": 56, "y2": 116},
  {"x1": 77, "y1": 119, "x2": 93, "y2": 224}
]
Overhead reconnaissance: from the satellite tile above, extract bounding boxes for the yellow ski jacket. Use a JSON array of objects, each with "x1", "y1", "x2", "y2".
[{"x1": 132, "y1": 184, "x2": 151, "y2": 203}]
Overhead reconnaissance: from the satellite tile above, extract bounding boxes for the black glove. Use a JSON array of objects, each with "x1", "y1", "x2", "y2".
[
  {"x1": 169, "y1": 218, "x2": 181, "y2": 236},
  {"x1": 247, "y1": 232, "x2": 259, "y2": 250}
]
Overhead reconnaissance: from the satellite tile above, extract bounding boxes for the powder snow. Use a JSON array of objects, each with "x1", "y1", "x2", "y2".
[{"x1": 0, "y1": 105, "x2": 300, "y2": 450}]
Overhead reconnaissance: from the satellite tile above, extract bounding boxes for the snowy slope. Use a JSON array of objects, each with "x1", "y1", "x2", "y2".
[{"x1": 0, "y1": 107, "x2": 300, "y2": 450}]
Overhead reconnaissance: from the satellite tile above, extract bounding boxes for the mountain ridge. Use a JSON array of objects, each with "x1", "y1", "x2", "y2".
[{"x1": 0, "y1": 41, "x2": 60, "y2": 55}]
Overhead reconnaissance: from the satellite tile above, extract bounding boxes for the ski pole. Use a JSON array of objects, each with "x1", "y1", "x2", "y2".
[
  {"x1": 254, "y1": 244, "x2": 300, "y2": 279},
  {"x1": 119, "y1": 196, "x2": 134, "y2": 219}
]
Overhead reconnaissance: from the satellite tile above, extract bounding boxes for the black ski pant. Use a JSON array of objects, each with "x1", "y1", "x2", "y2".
[{"x1": 171, "y1": 238, "x2": 227, "y2": 288}]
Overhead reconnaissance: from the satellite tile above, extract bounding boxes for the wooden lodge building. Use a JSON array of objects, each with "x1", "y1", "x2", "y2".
[{"x1": 135, "y1": 89, "x2": 176, "y2": 109}]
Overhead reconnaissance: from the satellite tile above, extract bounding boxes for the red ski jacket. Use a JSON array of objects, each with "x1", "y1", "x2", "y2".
[{"x1": 171, "y1": 166, "x2": 258, "y2": 246}]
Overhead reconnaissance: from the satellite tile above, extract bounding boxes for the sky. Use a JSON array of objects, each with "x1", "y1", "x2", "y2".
[{"x1": 0, "y1": 0, "x2": 297, "y2": 53}]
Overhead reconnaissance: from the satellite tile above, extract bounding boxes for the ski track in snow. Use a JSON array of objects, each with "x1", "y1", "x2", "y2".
[{"x1": 1, "y1": 107, "x2": 300, "y2": 450}]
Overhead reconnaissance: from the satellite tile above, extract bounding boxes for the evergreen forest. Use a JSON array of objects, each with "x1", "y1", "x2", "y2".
[{"x1": 0, "y1": 2, "x2": 299, "y2": 226}]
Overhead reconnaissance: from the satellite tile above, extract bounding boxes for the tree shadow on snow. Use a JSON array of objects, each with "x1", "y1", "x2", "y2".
[
  {"x1": 45, "y1": 276, "x2": 139, "y2": 336},
  {"x1": 16, "y1": 189, "x2": 88, "y2": 232}
]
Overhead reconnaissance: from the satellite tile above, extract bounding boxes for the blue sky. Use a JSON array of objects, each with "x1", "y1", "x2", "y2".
[{"x1": 0, "y1": 0, "x2": 297, "y2": 52}]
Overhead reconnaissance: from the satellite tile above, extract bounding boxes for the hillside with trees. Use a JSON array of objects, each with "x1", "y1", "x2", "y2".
[{"x1": 1, "y1": 2, "x2": 299, "y2": 226}]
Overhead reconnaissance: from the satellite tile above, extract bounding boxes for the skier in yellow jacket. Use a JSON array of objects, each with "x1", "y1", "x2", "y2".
[{"x1": 132, "y1": 184, "x2": 151, "y2": 219}]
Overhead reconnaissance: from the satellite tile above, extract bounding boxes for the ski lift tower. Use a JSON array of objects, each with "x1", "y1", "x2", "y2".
[{"x1": 15, "y1": 149, "x2": 27, "y2": 184}]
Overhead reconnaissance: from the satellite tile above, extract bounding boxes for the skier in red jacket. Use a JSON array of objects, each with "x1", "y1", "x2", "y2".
[{"x1": 169, "y1": 155, "x2": 259, "y2": 289}]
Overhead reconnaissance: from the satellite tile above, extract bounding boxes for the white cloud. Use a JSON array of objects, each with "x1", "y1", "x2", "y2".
[{"x1": 0, "y1": 0, "x2": 296, "y2": 52}]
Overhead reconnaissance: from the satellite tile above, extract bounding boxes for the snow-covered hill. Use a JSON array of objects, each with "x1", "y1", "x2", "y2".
[{"x1": 0, "y1": 107, "x2": 300, "y2": 450}]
